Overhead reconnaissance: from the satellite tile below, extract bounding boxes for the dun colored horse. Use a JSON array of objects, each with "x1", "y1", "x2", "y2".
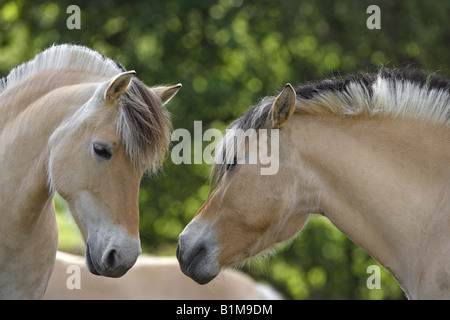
[
  {"x1": 178, "y1": 69, "x2": 450, "y2": 299},
  {"x1": 0, "y1": 44, "x2": 180, "y2": 298}
]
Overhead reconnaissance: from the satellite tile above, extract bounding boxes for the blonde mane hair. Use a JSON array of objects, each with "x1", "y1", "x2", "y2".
[
  {"x1": 0, "y1": 44, "x2": 171, "y2": 172},
  {"x1": 235, "y1": 68, "x2": 450, "y2": 132},
  {"x1": 212, "y1": 68, "x2": 450, "y2": 185}
]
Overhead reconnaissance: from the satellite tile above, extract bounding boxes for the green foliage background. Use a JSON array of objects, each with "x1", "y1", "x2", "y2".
[{"x1": 2, "y1": 0, "x2": 449, "y2": 299}]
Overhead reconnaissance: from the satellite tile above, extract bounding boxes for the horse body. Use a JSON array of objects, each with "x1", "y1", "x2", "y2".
[
  {"x1": 0, "y1": 45, "x2": 180, "y2": 298},
  {"x1": 289, "y1": 115, "x2": 450, "y2": 298},
  {"x1": 178, "y1": 69, "x2": 450, "y2": 299}
]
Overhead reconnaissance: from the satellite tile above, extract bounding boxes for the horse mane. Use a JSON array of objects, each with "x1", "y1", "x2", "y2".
[
  {"x1": 0, "y1": 44, "x2": 171, "y2": 172},
  {"x1": 0, "y1": 44, "x2": 125, "y2": 93},
  {"x1": 295, "y1": 68, "x2": 450, "y2": 124},
  {"x1": 211, "y1": 68, "x2": 450, "y2": 186},
  {"x1": 233, "y1": 68, "x2": 450, "y2": 132}
]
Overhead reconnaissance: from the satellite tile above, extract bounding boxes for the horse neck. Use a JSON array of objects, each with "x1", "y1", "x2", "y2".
[
  {"x1": 288, "y1": 114, "x2": 450, "y2": 298},
  {"x1": 0, "y1": 71, "x2": 104, "y2": 298},
  {"x1": 0, "y1": 70, "x2": 105, "y2": 128},
  {"x1": 0, "y1": 71, "x2": 100, "y2": 217}
]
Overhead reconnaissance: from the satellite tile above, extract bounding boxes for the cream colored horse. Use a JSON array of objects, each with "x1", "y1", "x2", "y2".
[
  {"x1": 44, "y1": 251, "x2": 281, "y2": 299},
  {"x1": 0, "y1": 44, "x2": 180, "y2": 299},
  {"x1": 177, "y1": 69, "x2": 450, "y2": 299}
]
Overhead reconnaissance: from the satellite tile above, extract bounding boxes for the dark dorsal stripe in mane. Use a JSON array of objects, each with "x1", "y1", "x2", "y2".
[
  {"x1": 295, "y1": 71, "x2": 377, "y2": 100},
  {"x1": 292, "y1": 68, "x2": 450, "y2": 123},
  {"x1": 295, "y1": 68, "x2": 450, "y2": 101},
  {"x1": 232, "y1": 67, "x2": 450, "y2": 133},
  {"x1": 93, "y1": 49, "x2": 126, "y2": 73},
  {"x1": 211, "y1": 68, "x2": 450, "y2": 187}
]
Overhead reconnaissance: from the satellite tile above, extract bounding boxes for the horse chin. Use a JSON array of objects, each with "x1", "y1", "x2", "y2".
[
  {"x1": 176, "y1": 217, "x2": 223, "y2": 284},
  {"x1": 181, "y1": 263, "x2": 219, "y2": 285},
  {"x1": 188, "y1": 270, "x2": 219, "y2": 285}
]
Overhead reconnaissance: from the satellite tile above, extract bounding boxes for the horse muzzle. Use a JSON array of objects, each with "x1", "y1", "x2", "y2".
[
  {"x1": 176, "y1": 218, "x2": 220, "y2": 284},
  {"x1": 85, "y1": 232, "x2": 141, "y2": 278}
]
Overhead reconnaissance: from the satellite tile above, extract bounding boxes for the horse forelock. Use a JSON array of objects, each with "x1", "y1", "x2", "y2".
[{"x1": 118, "y1": 79, "x2": 171, "y2": 173}]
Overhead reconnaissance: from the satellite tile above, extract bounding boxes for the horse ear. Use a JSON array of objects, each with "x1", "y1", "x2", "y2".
[
  {"x1": 271, "y1": 83, "x2": 296, "y2": 128},
  {"x1": 104, "y1": 71, "x2": 136, "y2": 100},
  {"x1": 152, "y1": 84, "x2": 182, "y2": 104}
]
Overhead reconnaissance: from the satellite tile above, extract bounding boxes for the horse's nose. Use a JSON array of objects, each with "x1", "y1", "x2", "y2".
[
  {"x1": 85, "y1": 235, "x2": 141, "y2": 278},
  {"x1": 177, "y1": 240, "x2": 210, "y2": 283},
  {"x1": 177, "y1": 217, "x2": 221, "y2": 284},
  {"x1": 98, "y1": 245, "x2": 140, "y2": 278},
  {"x1": 176, "y1": 240, "x2": 205, "y2": 275},
  {"x1": 102, "y1": 248, "x2": 120, "y2": 271},
  {"x1": 177, "y1": 232, "x2": 218, "y2": 285}
]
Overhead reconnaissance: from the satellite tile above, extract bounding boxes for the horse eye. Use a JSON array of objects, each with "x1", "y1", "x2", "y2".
[{"x1": 93, "y1": 143, "x2": 112, "y2": 160}]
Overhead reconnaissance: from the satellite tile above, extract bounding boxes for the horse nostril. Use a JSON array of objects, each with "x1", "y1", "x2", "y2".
[{"x1": 104, "y1": 249, "x2": 118, "y2": 270}]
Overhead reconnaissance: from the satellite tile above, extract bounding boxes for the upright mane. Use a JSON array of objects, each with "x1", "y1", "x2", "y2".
[
  {"x1": 0, "y1": 44, "x2": 125, "y2": 93},
  {"x1": 234, "y1": 68, "x2": 450, "y2": 132},
  {"x1": 0, "y1": 44, "x2": 171, "y2": 172},
  {"x1": 212, "y1": 68, "x2": 450, "y2": 186}
]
